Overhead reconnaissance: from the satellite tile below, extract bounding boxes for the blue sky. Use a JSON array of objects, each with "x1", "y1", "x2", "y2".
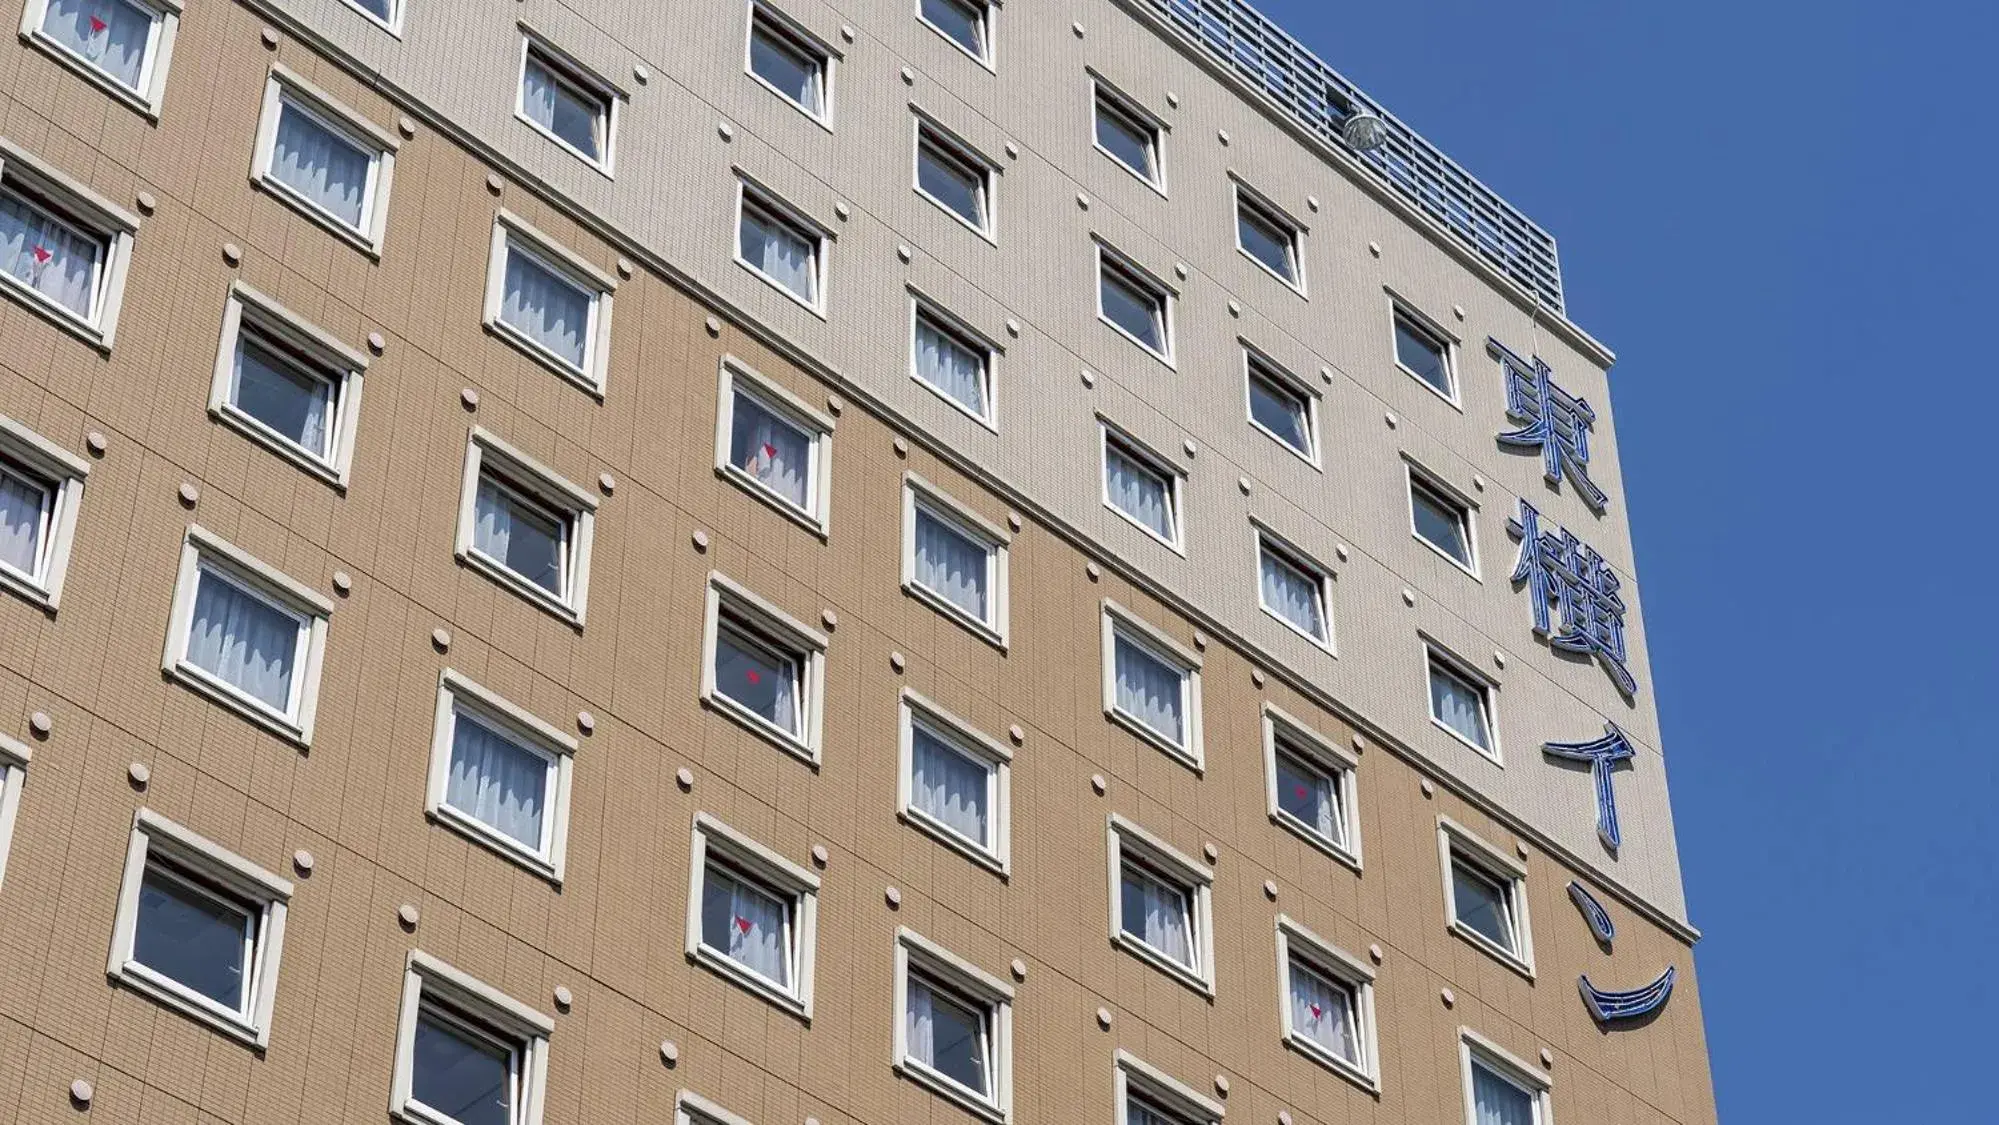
[{"x1": 1255, "y1": 0, "x2": 1997, "y2": 1118}]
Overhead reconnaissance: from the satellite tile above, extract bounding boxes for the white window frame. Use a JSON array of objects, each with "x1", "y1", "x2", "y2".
[
  {"x1": 915, "y1": 0, "x2": 995, "y2": 70},
  {"x1": 0, "y1": 731, "x2": 25, "y2": 895},
  {"x1": 1459, "y1": 1028, "x2": 1553, "y2": 1125},
  {"x1": 1095, "y1": 240, "x2": 1175, "y2": 366},
  {"x1": 1114, "y1": 1050, "x2": 1224, "y2": 1125},
  {"x1": 249, "y1": 64, "x2": 398, "y2": 256},
  {"x1": 898, "y1": 688, "x2": 1012, "y2": 876},
  {"x1": 19, "y1": 0, "x2": 181, "y2": 117},
  {"x1": 207, "y1": 281, "x2": 368, "y2": 489},
  {"x1": 902, "y1": 472, "x2": 1009, "y2": 647},
  {"x1": 734, "y1": 177, "x2": 831, "y2": 315},
  {"x1": 107, "y1": 808, "x2": 292, "y2": 1048},
  {"x1": 1406, "y1": 459, "x2": 1481, "y2": 578},
  {"x1": 1255, "y1": 526, "x2": 1335, "y2": 652},
  {"x1": 1425, "y1": 640, "x2": 1500, "y2": 760},
  {"x1": 1106, "y1": 813, "x2": 1215, "y2": 996},
  {"x1": 685, "y1": 811, "x2": 820, "y2": 1020},
  {"x1": 1390, "y1": 295, "x2": 1462, "y2": 407},
  {"x1": 454, "y1": 426, "x2": 599, "y2": 627},
  {"x1": 1099, "y1": 420, "x2": 1184, "y2": 553},
  {"x1": 892, "y1": 927, "x2": 1014, "y2": 1123},
  {"x1": 1242, "y1": 347, "x2": 1320, "y2": 468},
  {"x1": 162, "y1": 525, "x2": 333, "y2": 747},
  {"x1": 912, "y1": 112, "x2": 998, "y2": 240},
  {"x1": 515, "y1": 28, "x2": 621, "y2": 176},
  {"x1": 1439, "y1": 815, "x2": 1535, "y2": 977},
  {"x1": 743, "y1": 1, "x2": 836, "y2": 128},
  {"x1": 391, "y1": 950, "x2": 553, "y2": 1125},
  {"x1": 700, "y1": 570, "x2": 829, "y2": 765},
  {"x1": 339, "y1": 0, "x2": 401, "y2": 36},
  {"x1": 713, "y1": 356, "x2": 836, "y2": 535},
  {"x1": 1231, "y1": 178, "x2": 1307, "y2": 294},
  {"x1": 908, "y1": 291, "x2": 998, "y2": 428},
  {"x1": 1261, "y1": 702, "x2": 1361, "y2": 870},
  {"x1": 0, "y1": 412, "x2": 89, "y2": 611},
  {"x1": 482, "y1": 210, "x2": 617, "y2": 397},
  {"x1": 676, "y1": 1090, "x2": 754, "y2": 1125},
  {"x1": 425, "y1": 669, "x2": 577, "y2": 884},
  {"x1": 1089, "y1": 74, "x2": 1167, "y2": 196},
  {"x1": 0, "y1": 138, "x2": 139, "y2": 350},
  {"x1": 1101, "y1": 599, "x2": 1204, "y2": 770},
  {"x1": 1275, "y1": 915, "x2": 1379, "y2": 1091}
]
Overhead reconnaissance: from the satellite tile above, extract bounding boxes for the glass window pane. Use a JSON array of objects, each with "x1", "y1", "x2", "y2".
[
  {"x1": 907, "y1": 976, "x2": 988, "y2": 1094},
  {"x1": 233, "y1": 336, "x2": 336, "y2": 458},
  {"x1": 749, "y1": 20, "x2": 823, "y2": 114},
  {"x1": 1127, "y1": 1096, "x2": 1180, "y2": 1125},
  {"x1": 1275, "y1": 747, "x2": 1339, "y2": 841},
  {"x1": 134, "y1": 864, "x2": 250, "y2": 1009},
  {"x1": 1395, "y1": 317, "x2": 1452, "y2": 395},
  {"x1": 1095, "y1": 100, "x2": 1156, "y2": 180},
  {"x1": 186, "y1": 569, "x2": 300, "y2": 712},
  {"x1": 501, "y1": 244, "x2": 592, "y2": 371},
  {"x1": 271, "y1": 100, "x2": 372, "y2": 230},
  {"x1": 1248, "y1": 368, "x2": 1311, "y2": 455},
  {"x1": 1260, "y1": 545, "x2": 1325, "y2": 641},
  {"x1": 1238, "y1": 204, "x2": 1296, "y2": 280},
  {"x1": 914, "y1": 313, "x2": 988, "y2": 417},
  {"x1": 728, "y1": 391, "x2": 812, "y2": 511},
  {"x1": 413, "y1": 1007, "x2": 514, "y2": 1125},
  {"x1": 475, "y1": 477, "x2": 566, "y2": 596},
  {"x1": 1429, "y1": 661, "x2": 1490, "y2": 749},
  {"x1": 701, "y1": 864, "x2": 792, "y2": 985},
  {"x1": 0, "y1": 460, "x2": 52, "y2": 578},
  {"x1": 1412, "y1": 483, "x2": 1472, "y2": 564},
  {"x1": 739, "y1": 201, "x2": 817, "y2": 302},
  {"x1": 446, "y1": 712, "x2": 548, "y2": 851},
  {"x1": 522, "y1": 54, "x2": 603, "y2": 160},
  {"x1": 913, "y1": 507, "x2": 990, "y2": 622},
  {"x1": 0, "y1": 188, "x2": 102, "y2": 318},
  {"x1": 1472, "y1": 1059, "x2": 1537, "y2": 1125},
  {"x1": 1114, "y1": 633, "x2": 1184, "y2": 745},
  {"x1": 1100, "y1": 264, "x2": 1163, "y2": 352},
  {"x1": 1290, "y1": 960, "x2": 1359, "y2": 1062},
  {"x1": 917, "y1": 139, "x2": 986, "y2": 228},
  {"x1": 911, "y1": 723, "x2": 991, "y2": 846},
  {"x1": 1120, "y1": 860, "x2": 1193, "y2": 967},
  {"x1": 42, "y1": 0, "x2": 154, "y2": 91},
  {"x1": 715, "y1": 620, "x2": 801, "y2": 734},
  {"x1": 1452, "y1": 860, "x2": 1515, "y2": 951},
  {"x1": 1105, "y1": 443, "x2": 1174, "y2": 542},
  {"x1": 919, "y1": 0, "x2": 986, "y2": 58}
]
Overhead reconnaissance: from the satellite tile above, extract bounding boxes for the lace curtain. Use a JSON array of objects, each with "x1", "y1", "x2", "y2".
[
  {"x1": 1260, "y1": 549, "x2": 1323, "y2": 638},
  {"x1": 914, "y1": 319, "x2": 986, "y2": 415},
  {"x1": 730, "y1": 396, "x2": 809, "y2": 509},
  {"x1": 234, "y1": 339, "x2": 333, "y2": 456},
  {"x1": 1275, "y1": 753, "x2": 1338, "y2": 839},
  {"x1": 1472, "y1": 1064, "x2": 1536, "y2": 1125},
  {"x1": 1431, "y1": 666, "x2": 1487, "y2": 745},
  {"x1": 1114, "y1": 635, "x2": 1184, "y2": 744},
  {"x1": 43, "y1": 0, "x2": 151, "y2": 90},
  {"x1": 741, "y1": 207, "x2": 815, "y2": 299},
  {"x1": 0, "y1": 193, "x2": 98, "y2": 317},
  {"x1": 1121, "y1": 864, "x2": 1191, "y2": 964},
  {"x1": 272, "y1": 101, "x2": 369, "y2": 229},
  {"x1": 906, "y1": 977, "x2": 987, "y2": 1092},
  {"x1": 914, "y1": 510, "x2": 987, "y2": 619},
  {"x1": 186, "y1": 570, "x2": 298, "y2": 711},
  {"x1": 703, "y1": 868, "x2": 788, "y2": 984},
  {"x1": 912, "y1": 726, "x2": 989, "y2": 844},
  {"x1": 474, "y1": 478, "x2": 564, "y2": 595},
  {"x1": 0, "y1": 468, "x2": 47, "y2": 575},
  {"x1": 502, "y1": 247, "x2": 590, "y2": 370},
  {"x1": 1290, "y1": 964, "x2": 1358, "y2": 1062},
  {"x1": 1106, "y1": 447, "x2": 1172, "y2": 539},
  {"x1": 446, "y1": 713, "x2": 547, "y2": 850}
]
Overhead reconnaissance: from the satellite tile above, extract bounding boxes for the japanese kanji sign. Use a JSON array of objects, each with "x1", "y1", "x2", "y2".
[
  {"x1": 1508, "y1": 499, "x2": 1638, "y2": 697},
  {"x1": 1491, "y1": 338, "x2": 1610, "y2": 512}
]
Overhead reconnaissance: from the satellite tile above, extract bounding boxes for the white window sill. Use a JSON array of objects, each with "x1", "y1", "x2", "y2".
[
  {"x1": 1094, "y1": 143, "x2": 1167, "y2": 199},
  {"x1": 894, "y1": 1058, "x2": 1006, "y2": 1124},
  {"x1": 1105, "y1": 706, "x2": 1201, "y2": 775},
  {"x1": 0, "y1": 562, "x2": 55, "y2": 613},
  {"x1": 715, "y1": 464, "x2": 829, "y2": 539},
  {"x1": 1397, "y1": 361, "x2": 1463, "y2": 410},
  {"x1": 1239, "y1": 247, "x2": 1308, "y2": 298},
  {"x1": 1448, "y1": 920, "x2": 1535, "y2": 981},
  {"x1": 0, "y1": 272, "x2": 109, "y2": 353},
  {"x1": 1283, "y1": 1032, "x2": 1379, "y2": 1095},
  {"x1": 746, "y1": 70, "x2": 833, "y2": 133},
  {"x1": 701, "y1": 688, "x2": 819, "y2": 767},
  {"x1": 1097, "y1": 314, "x2": 1174, "y2": 370},
  {"x1": 1413, "y1": 532, "x2": 1481, "y2": 581},
  {"x1": 20, "y1": 31, "x2": 162, "y2": 120},
  {"x1": 688, "y1": 943, "x2": 810, "y2": 1022},
  {"x1": 482, "y1": 318, "x2": 606, "y2": 400},
  {"x1": 426, "y1": 803, "x2": 561, "y2": 886},
  {"x1": 915, "y1": 19, "x2": 995, "y2": 72},
  {"x1": 898, "y1": 807, "x2": 1007, "y2": 879},
  {"x1": 1429, "y1": 716, "x2": 1500, "y2": 764},
  {"x1": 902, "y1": 580, "x2": 1006, "y2": 651},
  {"x1": 456, "y1": 548, "x2": 584, "y2": 629},
  {"x1": 166, "y1": 661, "x2": 309, "y2": 748},
  {"x1": 251, "y1": 174, "x2": 384, "y2": 260},
  {"x1": 914, "y1": 186, "x2": 997, "y2": 246},
  {"x1": 109, "y1": 959, "x2": 265, "y2": 1048},
  {"x1": 393, "y1": 1099, "x2": 484, "y2": 1125},
  {"x1": 1259, "y1": 604, "x2": 1336, "y2": 657},
  {"x1": 735, "y1": 256, "x2": 826, "y2": 320},
  {"x1": 516, "y1": 111, "x2": 615, "y2": 180},
  {"x1": 1112, "y1": 931, "x2": 1214, "y2": 998},
  {"x1": 1105, "y1": 504, "x2": 1184, "y2": 556},
  {"x1": 1269, "y1": 810, "x2": 1362, "y2": 874},
  {"x1": 911, "y1": 373, "x2": 997, "y2": 433},
  {"x1": 210, "y1": 404, "x2": 347, "y2": 491}
]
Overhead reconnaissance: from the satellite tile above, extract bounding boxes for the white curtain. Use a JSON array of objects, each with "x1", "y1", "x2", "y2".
[
  {"x1": 272, "y1": 101, "x2": 369, "y2": 229},
  {"x1": 522, "y1": 59, "x2": 601, "y2": 158},
  {"x1": 1472, "y1": 1064, "x2": 1536, "y2": 1125},
  {"x1": 731, "y1": 397, "x2": 808, "y2": 509},
  {"x1": 187, "y1": 570, "x2": 298, "y2": 711},
  {"x1": 474, "y1": 478, "x2": 563, "y2": 594},
  {"x1": 1123, "y1": 865, "x2": 1191, "y2": 964},
  {"x1": 741, "y1": 208, "x2": 814, "y2": 299},
  {"x1": 1106, "y1": 447, "x2": 1171, "y2": 539},
  {"x1": 1260, "y1": 550, "x2": 1323, "y2": 638},
  {"x1": 716, "y1": 631, "x2": 798, "y2": 733},
  {"x1": 704, "y1": 868, "x2": 788, "y2": 984},
  {"x1": 914, "y1": 511, "x2": 987, "y2": 619},
  {"x1": 1114, "y1": 636, "x2": 1183, "y2": 744},
  {"x1": 906, "y1": 978, "x2": 986, "y2": 1092},
  {"x1": 1290, "y1": 965, "x2": 1357, "y2": 1061},
  {"x1": 1276, "y1": 754, "x2": 1337, "y2": 838},
  {"x1": 43, "y1": 0, "x2": 151, "y2": 89},
  {"x1": 502, "y1": 248, "x2": 589, "y2": 370},
  {"x1": 235, "y1": 340, "x2": 332, "y2": 455},
  {"x1": 914, "y1": 320, "x2": 985, "y2": 415},
  {"x1": 446, "y1": 713, "x2": 547, "y2": 849},
  {"x1": 912, "y1": 726, "x2": 988, "y2": 844},
  {"x1": 0, "y1": 468, "x2": 47, "y2": 576},
  {"x1": 0, "y1": 193, "x2": 98, "y2": 317},
  {"x1": 1431, "y1": 669, "x2": 1486, "y2": 745}
]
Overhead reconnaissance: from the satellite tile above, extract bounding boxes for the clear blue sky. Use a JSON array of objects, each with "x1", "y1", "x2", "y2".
[{"x1": 1253, "y1": 0, "x2": 1996, "y2": 1119}]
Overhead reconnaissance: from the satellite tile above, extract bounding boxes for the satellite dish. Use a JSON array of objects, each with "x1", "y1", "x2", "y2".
[{"x1": 1341, "y1": 112, "x2": 1389, "y2": 152}]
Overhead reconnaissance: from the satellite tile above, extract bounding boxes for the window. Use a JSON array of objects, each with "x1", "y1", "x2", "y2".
[
  {"x1": 251, "y1": 65, "x2": 397, "y2": 254},
  {"x1": 208, "y1": 282, "x2": 368, "y2": 487},
  {"x1": 701, "y1": 572, "x2": 828, "y2": 763},
  {"x1": 893, "y1": 928, "x2": 1014, "y2": 1122},
  {"x1": 391, "y1": 951, "x2": 553, "y2": 1125},
  {"x1": 746, "y1": 4, "x2": 831, "y2": 123},
  {"x1": 1107, "y1": 815, "x2": 1214, "y2": 994},
  {"x1": 1276, "y1": 916, "x2": 1379, "y2": 1089},
  {"x1": 1440, "y1": 817, "x2": 1534, "y2": 974},
  {"x1": 677, "y1": 1091, "x2": 753, "y2": 1125},
  {"x1": 426, "y1": 670, "x2": 577, "y2": 883},
  {"x1": 1093, "y1": 82, "x2": 1163, "y2": 189},
  {"x1": 1235, "y1": 185, "x2": 1303, "y2": 289},
  {"x1": 1427, "y1": 645, "x2": 1496, "y2": 756},
  {"x1": 517, "y1": 35, "x2": 618, "y2": 173},
  {"x1": 341, "y1": 0, "x2": 398, "y2": 34},
  {"x1": 737, "y1": 183, "x2": 826, "y2": 311},
  {"x1": 482, "y1": 212, "x2": 617, "y2": 395},
  {"x1": 914, "y1": 119, "x2": 995, "y2": 237},
  {"x1": 898, "y1": 690, "x2": 1011, "y2": 875},
  {"x1": 107, "y1": 809, "x2": 292, "y2": 1047},
  {"x1": 1097, "y1": 245, "x2": 1172, "y2": 362},
  {"x1": 162, "y1": 526, "x2": 333, "y2": 746},
  {"x1": 1460, "y1": 1032, "x2": 1552, "y2": 1125},
  {"x1": 0, "y1": 732, "x2": 24, "y2": 895},
  {"x1": 1261, "y1": 703, "x2": 1359, "y2": 866},
  {"x1": 1102, "y1": 602, "x2": 1203, "y2": 768},
  {"x1": 1244, "y1": 352, "x2": 1317, "y2": 463},
  {"x1": 917, "y1": 0, "x2": 992, "y2": 66},
  {"x1": 714, "y1": 358, "x2": 835, "y2": 532},
  {"x1": 1409, "y1": 467, "x2": 1478, "y2": 573},
  {"x1": 20, "y1": 0, "x2": 179, "y2": 115},
  {"x1": 0, "y1": 140, "x2": 139, "y2": 347},
  {"x1": 903, "y1": 475, "x2": 1009, "y2": 645},
  {"x1": 911, "y1": 300, "x2": 994, "y2": 423},
  {"x1": 454, "y1": 427, "x2": 598, "y2": 626},
  {"x1": 1394, "y1": 306, "x2": 1457, "y2": 401},
  {"x1": 0, "y1": 413, "x2": 88, "y2": 610},
  {"x1": 685, "y1": 812, "x2": 820, "y2": 1018},
  {"x1": 1256, "y1": 531, "x2": 1332, "y2": 649},
  {"x1": 1113, "y1": 1052, "x2": 1225, "y2": 1125},
  {"x1": 1101, "y1": 425, "x2": 1181, "y2": 549}
]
